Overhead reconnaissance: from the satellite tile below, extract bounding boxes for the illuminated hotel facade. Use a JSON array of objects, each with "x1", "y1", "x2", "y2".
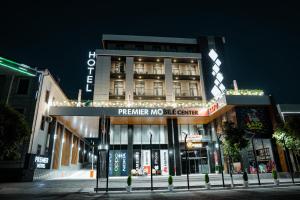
[
  {"x1": 0, "y1": 35, "x2": 289, "y2": 181},
  {"x1": 49, "y1": 34, "x2": 284, "y2": 178}
]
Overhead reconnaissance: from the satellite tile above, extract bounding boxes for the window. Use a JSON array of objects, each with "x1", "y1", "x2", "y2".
[
  {"x1": 37, "y1": 144, "x2": 42, "y2": 155},
  {"x1": 153, "y1": 81, "x2": 163, "y2": 96},
  {"x1": 116, "y1": 44, "x2": 124, "y2": 50},
  {"x1": 172, "y1": 64, "x2": 180, "y2": 75},
  {"x1": 135, "y1": 63, "x2": 144, "y2": 74},
  {"x1": 173, "y1": 82, "x2": 181, "y2": 96},
  {"x1": 189, "y1": 83, "x2": 198, "y2": 96},
  {"x1": 135, "y1": 44, "x2": 144, "y2": 51},
  {"x1": 152, "y1": 45, "x2": 161, "y2": 51},
  {"x1": 40, "y1": 116, "x2": 46, "y2": 131},
  {"x1": 16, "y1": 79, "x2": 30, "y2": 95},
  {"x1": 114, "y1": 62, "x2": 125, "y2": 73},
  {"x1": 188, "y1": 65, "x2": 197, "y2": 75},
  {"x1": 135, "y1": 81, "x2": 145, "y2": 95},
  {"x1": 114, "y1": 81, "x2": 124, "y2": 95},
  {"x1": 45, "y1": 90, "x2": 50, "y2": 103},
  {"x1": 169, "y1": 45, "x2": 177, "y2": 52},
  {"x1": 153, "y1": 64, "x2": 162, "y2": 74}
]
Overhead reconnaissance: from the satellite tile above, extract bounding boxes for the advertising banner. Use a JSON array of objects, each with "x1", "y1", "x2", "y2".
[
  {"x1": 113, "y1": 151, "x2": 121, "y2": 176},
  {"x1": 236, "y1": 107, "x2": 272, "y2": 136},
  {"x1": 120, "y1": 150, "x2": 128, "y2": 176},
  {"x1": 160, "y1": 150, "x2": 169, "y2": 175},
  {"x1": 142, "y1": 150, "x2": 151, "y2": 175},
  {"x1": 108, "y1": 151, "x2": 114, "y2": 176},
  {"x1": 133, "y1": 150, "x2": 141, "y2": 171},
  {"x1": 152, "y1": 150, "x2": 160, "y2": 173}
]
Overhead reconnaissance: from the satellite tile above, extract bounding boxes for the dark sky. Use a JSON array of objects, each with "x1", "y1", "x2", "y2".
[{"x1": 1, "y1": 1, "x2": 299, "y2": 103}]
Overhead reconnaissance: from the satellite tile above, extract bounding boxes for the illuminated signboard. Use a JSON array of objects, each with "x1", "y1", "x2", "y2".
[
  {"x1": 209, "y1": 49, "x2": 226, "y2": 99},
  {"x1": 35, "y1": 156, "x2": 49, "y2": 169},
  {"x1": 86, "y1": 51, "x2": 96, "y2": 92},
  {"x1": 117, "y1": 108, "x2": 209, "y2": 117}
]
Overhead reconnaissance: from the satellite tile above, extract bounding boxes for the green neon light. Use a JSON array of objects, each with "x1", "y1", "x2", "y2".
[
  {"x1": 0, "y1": 62, "x2": 36, "y2": 77},
  {"x1": 0, "y1": 56, "x2": 23, "y2": 66}
]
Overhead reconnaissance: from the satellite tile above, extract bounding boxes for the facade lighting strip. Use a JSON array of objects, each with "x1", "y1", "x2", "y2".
[{"x1": 0, "y1": 62, "x2": 36, "y2": 77}]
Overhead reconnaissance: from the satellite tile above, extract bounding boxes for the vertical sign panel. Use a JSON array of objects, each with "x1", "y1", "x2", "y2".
[
  {"x1": 109, "y1": 151, "x2": 114, "y2": 176},
  {"x1": 160, "y1": 150, "x2": 169, "y2": 175},
  {"x1": 133, "y1": 150, "x2": 141, "y2": 172},
  {"x1": 113, "y1": 151, "x2": 121, "y2": 176},
  {"x1": 153, "y1": 150, "x2": 160, "y2": 173},
  {"x1": 142, "y1": 150, "x2": 151, "y2": 175},
  {"x1": 120, "y1": 150, "x2": 128, "y2": 176}
]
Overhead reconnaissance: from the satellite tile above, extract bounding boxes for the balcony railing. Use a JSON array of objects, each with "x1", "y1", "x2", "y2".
[
  {"x1": 174, "y1": 89, "x2": 202, "y2": 100},
  {"x1": 172, "y1": 70, "x2": 199, "y2": 76},
  {"x1": 133, "y1": 89, "x2": 166, "y2": 100},
  {"x1": 109, "y1": 89, "x2": 125, "y2": 100}
]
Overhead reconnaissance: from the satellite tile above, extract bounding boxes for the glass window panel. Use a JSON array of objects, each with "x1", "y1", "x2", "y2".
[
  {"x1": 113, "y1": 125, "x2": 121, "y2": 144},
  {"x1": 120, "y1": 125, "x2": 128, "y2": 144},
  {"x1": 133, "y1": 125, "x2": 142, "y2": 144},
  {"x1": 150, "y1": 125, "x2": 160, "y2": 144},
  {"x1": 142, "y1": 125, "x2": 150, "y2": 144},
  {"x1": 160, "y1": 125, "x2": 168, "y2": 144}
]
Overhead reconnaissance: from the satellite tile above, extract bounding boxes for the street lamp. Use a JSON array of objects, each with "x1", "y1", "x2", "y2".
[
  {"x1": 282, "y1": 135, "x2": 295, "y2": 184},
  {"x1": 250, "y1": 134, "x2": 261, "y2": 185},
  {"x1": 149, "y1": 132, "x2": 153, "y2": 191},
  {"x1": 182, "y1": 132, "x2": 190, "y2": 190},
  {"x1": 216, "y1": 135, "x2": 225, "y2": 187}
]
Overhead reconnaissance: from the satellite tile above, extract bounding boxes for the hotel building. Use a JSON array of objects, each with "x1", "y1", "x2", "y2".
[{"x1": 0, "y1": 35, "x2": 291, "y2": 181}]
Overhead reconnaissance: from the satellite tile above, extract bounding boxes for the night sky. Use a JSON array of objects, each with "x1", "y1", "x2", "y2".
[{"x1": 1, "y1": 1, "x2": 299, "y2": 103}]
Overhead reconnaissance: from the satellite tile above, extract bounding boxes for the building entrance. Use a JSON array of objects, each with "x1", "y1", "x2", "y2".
[{"x1": 181, "y1": 148, "x2": 209, "y2": 174}]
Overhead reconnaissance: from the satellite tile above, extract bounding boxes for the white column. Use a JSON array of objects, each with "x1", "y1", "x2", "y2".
[
  {"x1": 198, "y1": 59, "x2": 207, "y2": 103},
  {"x1": 93, "y1": 56, "x2": 111, "y2": 101},
  {"x1": 164, "y1": 58, "x2": 174, "y2": 102},
  {"x1": 58, "y1": 126, "x2": 65, "y2": 169},
  {"x1": 69, "y1": 133, "x2": 74, "y2": 166},
  {"x1": 50, "y1": 121, "x2": 58, "y2": 169},
  {"x1": 125, "y1": 57, "x2": 134, "y2": 101}
]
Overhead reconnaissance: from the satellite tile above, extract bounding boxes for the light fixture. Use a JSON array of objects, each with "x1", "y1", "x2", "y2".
[
  {"x1": 157, "y1": 76, "x2": 160, "y2": 79},
  {"x1": 156, "y1": 59, "x2": 160, "y2": 62},
  {"x1": 118, "y1": 57, "x2": 121, "y2": 61},
  {"x1": 173, "y1": 59, "x2": 177, "y2": 63},
  {"x1": 138, "y1": 58, "x2": 142, "y2": 62},
  {"x1": 208, "y1": 49, "x2": 218, "y2": 61},
  {"x1": 191, "y1": 60, "x2": 194, "y2": 63},
  {"x1": 139, "y1": 76, "x2": 142, "y2": 79}
]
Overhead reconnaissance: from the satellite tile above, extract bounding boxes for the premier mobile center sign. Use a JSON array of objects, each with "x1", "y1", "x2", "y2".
[{"x1": 117, "y1": 107, "x2": 209, "y2": 117}]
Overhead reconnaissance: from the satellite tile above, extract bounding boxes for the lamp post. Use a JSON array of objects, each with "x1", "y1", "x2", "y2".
[
  {"x1": 250, "y1": 134, "x2": 261, "y2": 185},
  {"x1": 182, "y1": 132, "x2": 190, "y2": 190},
  {"x1": 282, "y1": 135, "x2": 295, "y2": 184},
  {"x1": 150, "y1": 132, "x2": 153, "y2": 191},
  {"x1": 216, "y1": 135, "x2": 225, "y2": 187}
]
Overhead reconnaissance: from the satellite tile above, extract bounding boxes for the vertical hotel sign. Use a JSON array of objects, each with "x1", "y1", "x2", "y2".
[{"x1": 86, "y1": 51, "x2": 96, "y2": 92}]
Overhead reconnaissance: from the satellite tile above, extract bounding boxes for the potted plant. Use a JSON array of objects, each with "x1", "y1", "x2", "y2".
[
  {"x1": 272, "y1": 169, "x2": 279, "y2": 186},
  {"x1": 205, "y1": 173, "x2": 211, "y2": 189},
  {"x1": 243, "y1": 171, "x2": 248, "y2": 188},
  {"x1": 126, "y1": 175, "x2": 132, "y2": 192},
  {"x1": 168, "y1": 175, "x2": 174, "y2": 191}
]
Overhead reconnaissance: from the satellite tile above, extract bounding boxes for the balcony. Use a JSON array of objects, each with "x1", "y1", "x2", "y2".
[
  {"x1": 133, "y1": 89, "x2": 166, "y2": 100},
  {"x1": 173, "y1": 70, "x2": 200, "y2": 81},
  {"x1": 109, "y1": 90, "x2": 125, "y2": 100},
  {"x1": 134, "y1": 71, "x2": 165, "y2": 80},
  {"x1": 174, "y1": 90, "x2": 202, "y2": 100},
  {"x1": 110, "y1": 71, "x2": 126, "y2": 79}
]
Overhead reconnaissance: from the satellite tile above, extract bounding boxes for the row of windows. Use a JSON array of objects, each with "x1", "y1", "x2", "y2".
[
  {"x1": 111, "y1": 80, "x2": 199, "y2": 96},
  {"x1": 110, "y1": 125, "x2": 168, "y2": 145},
  {"x1": 112, "y1": 62, "x2": 198, "y2": 75}
]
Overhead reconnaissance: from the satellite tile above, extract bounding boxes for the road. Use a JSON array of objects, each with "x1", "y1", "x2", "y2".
[{"x1": 0, "y1": 185, "x2": 300, "y2": 200}]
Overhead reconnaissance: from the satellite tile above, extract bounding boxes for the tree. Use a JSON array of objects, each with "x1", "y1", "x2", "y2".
[
  {"x1": 223, "y1": 121, "x2": 249, "y2": 159},
  {"x1": 222, "y1": 121, "x2": 249, "y2": 185},
  {"x1": 0, "y1": 104, "x2": 31, "y2": 160},
  {"x1": 273, "y1": 120, "x2": 300, "y2": 150}
]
